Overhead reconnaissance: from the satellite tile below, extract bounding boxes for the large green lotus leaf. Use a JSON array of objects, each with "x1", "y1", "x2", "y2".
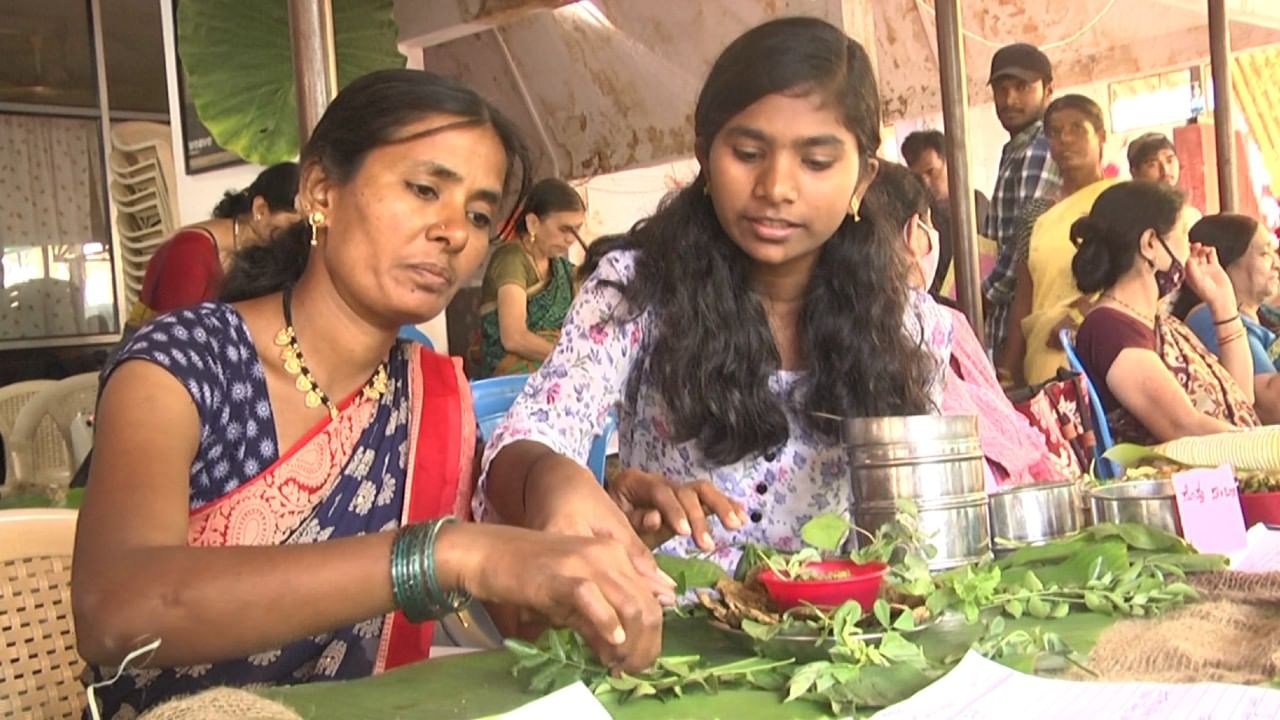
[{"x1": 177, "y1": 0, "x2": 405, "y2": 165}]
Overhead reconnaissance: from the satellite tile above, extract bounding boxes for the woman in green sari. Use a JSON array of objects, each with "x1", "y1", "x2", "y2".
[{"x1": 473, "y1": 178, "x2": 585, "y2": 377}]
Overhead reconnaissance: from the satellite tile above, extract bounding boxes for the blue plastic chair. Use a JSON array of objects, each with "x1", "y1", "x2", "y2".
[
  {"x1": 397, "y1": 324, "x2": 434, "y2": 349},
  {"x1": 470, "y1": 373, "x2": 615, "y2": 483},
  {"x1": 1059, "y1": 328, "x2": 1119, "y2": 479}
]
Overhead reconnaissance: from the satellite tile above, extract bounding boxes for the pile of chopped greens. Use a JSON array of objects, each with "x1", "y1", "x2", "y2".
[{"x1": 507, "y1": 501, "x2": 1224, "y2": 715}]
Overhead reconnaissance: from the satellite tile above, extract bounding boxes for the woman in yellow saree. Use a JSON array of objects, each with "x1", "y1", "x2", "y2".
[{"x1": 1004, "y1": 94, "x2": 1116, "y2": 386}]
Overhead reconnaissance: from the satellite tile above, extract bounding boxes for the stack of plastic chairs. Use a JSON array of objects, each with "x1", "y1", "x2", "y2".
[{"x1": 108, "y1": 122, "x2": 180, "y2": 311}]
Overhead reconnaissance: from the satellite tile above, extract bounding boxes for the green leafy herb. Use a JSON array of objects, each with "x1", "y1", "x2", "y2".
[
  {"x1": 654, "y1": 553, "x2": 727, "y2": 595},
  {"x1": 800, "y1": 513, "x2": 852, "y2": 552},
  {"x1": 509, "y1": 515, "x2": 1218, "y2": 715},
  {"x1": 507, "y1": 632, "x2": 794, "y2": 706}
]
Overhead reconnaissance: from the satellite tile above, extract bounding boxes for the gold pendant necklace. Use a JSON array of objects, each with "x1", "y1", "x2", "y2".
[{"x1": 273, "y1": 286, "x2": 389, "y2": 420}]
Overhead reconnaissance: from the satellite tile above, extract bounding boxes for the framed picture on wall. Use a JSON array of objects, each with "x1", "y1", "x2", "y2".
[{"x1": 172, "y1": 0, "x2": 243, "y2": 174}]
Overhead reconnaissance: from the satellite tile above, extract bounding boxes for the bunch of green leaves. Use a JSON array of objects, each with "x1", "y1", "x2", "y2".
[
  {"x1": 925, "y1": 563, "x2": 1003, "y2": 624},
  {"x1": 794, "y1": 500, "x2": 937, "y2": 599},
  {"x1": 761, "y1": 547, "x2": 829, "y2": 580},
  {"x1": 509, "y1": 518, "x2": 1222, "y2": 715},
  {"x1": 737, "y1": 599, "x2": 937, "y2": 716},
  {"x1": 732, "y1": 503, "x2": 934, "y2": 591},
  {"x1": 781, "y1": 653, "x2": 939, "y2": 716},
  {"x1": 973, "y1": 617, "x2": 1092, "y2": 675},
  {"x1": 740, "y1": 597, "x2": 919, "y2": 646},
  {"x1": 506, "y1": 630, "x2": 793, "y2": 704},
  {"x1": 653, "y1": 553, "x2": 727, "y2": 594},
  {"x1": 930, "y1": 522, "x2": 1221, "y2": 626}
]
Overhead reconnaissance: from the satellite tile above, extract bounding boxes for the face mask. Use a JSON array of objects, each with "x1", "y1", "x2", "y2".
[
  {"x1": 916, "y1": 219, "x2": 942, "y2": 290},
  {"x1": 1153, "y1": 236, "x2": 1186, "y2": 298}
]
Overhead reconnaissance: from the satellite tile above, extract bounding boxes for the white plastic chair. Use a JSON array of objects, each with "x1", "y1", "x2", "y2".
[
  {"x1": 8, "y1": 374, "x2": 98, "y2": 487},
  {"x1": 110, "y1": 121, "x2": 179, "y2": 230},
  {"x1": 110, "y1": 182, "x2": 174, "y2": 230},
  {"x1": 116, "y1": 222, "x2": 167, "y2": 243},
  {"x1": 0, "y1": 381, "x2": 57, "y2": 486},
  {"x1": 0, "y1": 508, "x2": 84, "y2": 719}
]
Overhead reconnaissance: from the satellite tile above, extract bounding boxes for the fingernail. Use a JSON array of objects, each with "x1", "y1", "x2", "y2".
[
  {"x1": 611, "y1": 626, "x2": 627, "y2": 645},
  {"x1": 725, "y1": 514, "x2": 742, "y2": 529},
  {"x1": 658, "y1": 570, "x2": 678, "y2": 587},
  {"x1": 658, "y1": 593, "x2": 677, "y2": 607},
  {"x1": 699, "y1": 532, "x2": 714, "y2": 548},
  {"x1": 677, "y1": 519, "x2": 692, "y2": 536}
]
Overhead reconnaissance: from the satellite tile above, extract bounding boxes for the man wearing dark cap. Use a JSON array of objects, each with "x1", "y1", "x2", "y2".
[
  {"x1": 1128, "y1": 132, "x2": 1180, "y2": 186},
  {"x1": 981, "y1": 42, "x2": 1061, "y2": 357}
]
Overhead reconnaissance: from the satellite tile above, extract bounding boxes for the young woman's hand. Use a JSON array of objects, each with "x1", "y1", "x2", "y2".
[
  {"x1": 605, "y1": 468, "x2": 747, "y2": 551},
  {"x1": 1184, "y1": 242, "x2": 1238, "y2": 318},
  {"x1": 440, "y1": 523, "x2": 665, "y2": 672}
]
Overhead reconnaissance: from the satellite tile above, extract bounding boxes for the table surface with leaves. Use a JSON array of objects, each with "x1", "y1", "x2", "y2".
[
  {"x1": 259, "y1": 612, "x2": 1115, "y2": 720},
  {"x1": 260, "y1": 519, "x2": 1213, "y2": 719}
]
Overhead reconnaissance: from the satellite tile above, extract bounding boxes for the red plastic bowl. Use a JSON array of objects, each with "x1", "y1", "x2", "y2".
[
  {"x1": 756, "y1": 559, "x2": 889, "y2": 611},
  {"x1": 1241, "y1": 491, "x2": 1280, "y2": 527}
]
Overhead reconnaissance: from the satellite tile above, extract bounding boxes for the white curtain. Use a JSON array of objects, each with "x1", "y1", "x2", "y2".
[
  {"x1": 0, "y1": 114, "x2": 99, "y2": 250},
  {"x1": 0, "y1": 114, "x2": 104, "y2": 338}
]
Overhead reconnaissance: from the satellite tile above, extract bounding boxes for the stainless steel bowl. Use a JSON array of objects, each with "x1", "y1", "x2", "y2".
[
  {"x1": 1088, "y1": 479, "x2": 1182, "y2": 536},
  {"x1": 856, "y1": 493, "x2": 992, "y2": 570},
  {"x1": 989, "y1": 481, "x2": 1083, "y2": 551},
  {"x1": 842, "y1": 414, "x2": 991, "y2": 570},
  {"x1": 841, "y1": 415, "x2": 986, "y2": 505}
]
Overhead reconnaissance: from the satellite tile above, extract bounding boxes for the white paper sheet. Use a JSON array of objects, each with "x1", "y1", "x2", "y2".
[
  {"x1": 1229, "y1": 523, "x2": 1280, "y2": 573},
  {"x1": 872, "y1": 650, "x2": 1280, "y2": 720},
  {"x1": 499, "y1": 681, "x2": 613, "y2": 720}
]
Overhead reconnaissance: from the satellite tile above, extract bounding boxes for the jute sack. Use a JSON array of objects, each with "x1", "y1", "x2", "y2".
[
  {"x1": 136, "y1": 688, "x2": 302, "y2": 720},
  {"x1": 1084, "y1": 572, "x2": 1280, "y2": 684}
]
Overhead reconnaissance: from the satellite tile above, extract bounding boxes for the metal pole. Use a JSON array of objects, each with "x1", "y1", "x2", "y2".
[
  {"x1": 934, "y1": 0, "x2": 984, "y2": 332},
  {"x1": 89, "y1": 0, "x2": 127, "y2": 338},
  {"x1": 492, "y1": 28, "x2": 562, "y2": 177},
  {"x1": 1208, "y1": 0, "x2": 1237, "y2": 213},
  {"x1": 287, "y1": 0, "x2": 338, "y2": 146}
]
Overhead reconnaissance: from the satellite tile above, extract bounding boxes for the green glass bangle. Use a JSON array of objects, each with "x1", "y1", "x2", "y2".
[
  {"x1": 424, "y1": 516, "x2": 472, "y2": 617},
  {"x1": 391, "y1": 523, "x2": 415, "y2": 619},
  {"x1": 390, "y1": 516, "x2": 471, "y2": 623}
]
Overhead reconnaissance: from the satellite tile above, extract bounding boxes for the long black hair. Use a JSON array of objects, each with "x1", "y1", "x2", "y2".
[
  {"x1": 1172, "y1": 213, "x2": 1260, "y2": 318},
  {"x1": 864, "y1": 161, "x2": 952, "y2": 297},
  {"x1": 221, "y1": 70, "x2": 531, "y2": 302},
  {"x1": 210, "y1": 162, "x2": 299, "y2": 219},
  {"x1": 1072, "y1": 181, "x2": 1184, "y2": 294},
  {"x1": 603, "y1": 17, "x2": 936, "y2": 465},
  {"x1": 865, "y1": 161, "x2": 930, "y2": 233}
]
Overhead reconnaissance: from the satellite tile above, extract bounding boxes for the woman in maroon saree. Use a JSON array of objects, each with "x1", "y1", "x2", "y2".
[{"x1": 72, "y1": 70, "x2": 686, "y2": 718}]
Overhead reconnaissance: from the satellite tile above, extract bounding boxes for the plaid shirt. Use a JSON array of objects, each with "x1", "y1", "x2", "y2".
[{"x1": 981, "y1": 121, "x2": 1061, "y2": 352}]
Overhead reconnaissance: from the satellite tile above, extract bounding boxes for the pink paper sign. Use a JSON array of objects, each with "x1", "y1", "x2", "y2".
[{"x1": 1172, "y1": 465, "x2": 1247, "y2": 555}]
